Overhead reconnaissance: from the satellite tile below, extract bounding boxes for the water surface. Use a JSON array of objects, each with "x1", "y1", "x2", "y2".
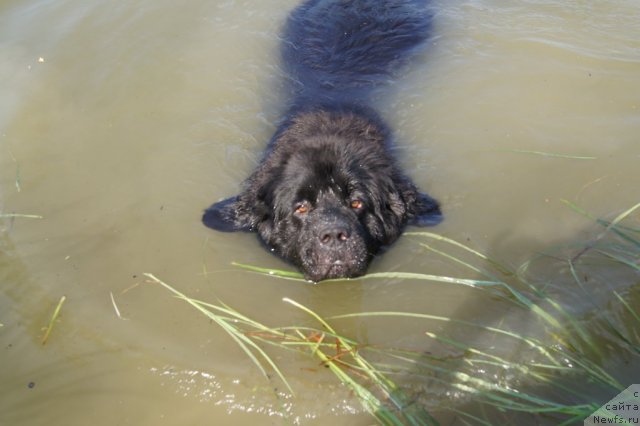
[{"x1": 1, "y1": 0, "x2": 639, "y2": 424}]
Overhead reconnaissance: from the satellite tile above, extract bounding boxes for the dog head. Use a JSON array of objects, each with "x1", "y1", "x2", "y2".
[{"x1": 203, "y1": 111, "x2": 442, "y2": 282}]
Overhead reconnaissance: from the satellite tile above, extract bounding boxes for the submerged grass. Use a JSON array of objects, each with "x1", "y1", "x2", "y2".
[
  {"x1": 151, "y1": 201, "x2": 639, "y2": 424},
  {"x1": 41, "y1": 296, "x2": 66, "y2": 345},
  {"x1": 498, "y1": 149, "x2": 597, "y2": 160},
  {"x1": 0, "y1": 213, "x2": 44, "y2": 219}
]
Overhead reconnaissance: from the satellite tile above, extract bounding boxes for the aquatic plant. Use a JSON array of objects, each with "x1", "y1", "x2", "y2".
[{"x1": 148, "y1": 201, "x2": 639, "y2": 425}]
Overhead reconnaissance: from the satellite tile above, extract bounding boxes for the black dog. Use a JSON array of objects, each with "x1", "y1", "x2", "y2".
[{"x1": 203, "y1": 0, "x2": 442, "y2": 282}]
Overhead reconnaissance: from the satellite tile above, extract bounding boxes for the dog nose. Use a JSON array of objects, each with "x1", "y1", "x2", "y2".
[{"x1": 319, "y1": 226, "x2": 350, "y2": 245}]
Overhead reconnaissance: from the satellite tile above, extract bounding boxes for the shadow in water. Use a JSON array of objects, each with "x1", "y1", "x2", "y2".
[{"x1": 394, "y1": 219, "x2": 640, "y2": 425}]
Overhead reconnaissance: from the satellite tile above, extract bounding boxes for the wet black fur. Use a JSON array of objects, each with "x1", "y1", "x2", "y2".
[{"x1": 203, "y1": 0, "x2": 442, "y2": 282}]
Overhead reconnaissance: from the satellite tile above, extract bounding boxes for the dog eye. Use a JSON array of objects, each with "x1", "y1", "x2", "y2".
[
  {"x1": 350, "y1": 199, "x2": 364, "y2": 209},
  {"x1": 294, "y1": 203, "x2": 309, "y2": 214}
]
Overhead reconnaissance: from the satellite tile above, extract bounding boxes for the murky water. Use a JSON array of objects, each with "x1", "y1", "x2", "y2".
[{"x1": 1, "y1": 0, "x2": 639, "y2": 424}]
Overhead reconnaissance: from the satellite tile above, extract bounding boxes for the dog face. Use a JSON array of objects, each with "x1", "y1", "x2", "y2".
[{"x1": 203, "y1": 112, "x2": 442, "y2": 282}]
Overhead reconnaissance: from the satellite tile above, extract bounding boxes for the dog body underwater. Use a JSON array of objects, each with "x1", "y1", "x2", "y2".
[{"x1": 203, "y1": 0, "x2": 442, "y2": 282}]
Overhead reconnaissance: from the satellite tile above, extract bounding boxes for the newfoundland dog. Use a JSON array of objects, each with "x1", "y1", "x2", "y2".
[{"x1": 203, "y1": 0, "x2": 442, "y2": 282}]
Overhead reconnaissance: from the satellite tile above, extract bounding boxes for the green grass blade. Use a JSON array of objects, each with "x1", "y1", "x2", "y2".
[
  {"x1": 595, "y1": 249, "x2": 640, "y2": 272},
  {"x1": 232, "y1": 262, "x2": 306, "y2": 281},
  {"x1": 615, "y1": 291, "x2": 640, "y2": 323},
  {"x1": 41, "y1": 296, "x2": 66, "y2": 345},
  {"x1": 352, "y1": 271, "x2": 505, "y2": 288},
  {"x1": 144, "y1": 273, "x2": 294, "y2": 395},
  {"x1": 405, "y1": 232, "x2": 513, "y2": 275},
  {"x1": 417, "y1": 242, "x2": 495, "y2": 280},
  {"x1": 561, "y1": 200, "x2": 640, "y2": 249},
  {"x1": 544, "y1": 298, "x2": 601, "y2": 356},
  {"x1": 500, "y1": 149, "x2": 596, "y2": 160},
  {"x1": 0, "y1": 213, "x2": 44, "y2": 219}
]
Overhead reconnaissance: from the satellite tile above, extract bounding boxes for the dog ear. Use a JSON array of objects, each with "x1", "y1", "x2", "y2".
[
  {"x1": 409, "y1": 192, "x2": 443, "y2": 227},
  {"x1": 202, "y1": 196, "x2": 254, "y2": 232}
]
